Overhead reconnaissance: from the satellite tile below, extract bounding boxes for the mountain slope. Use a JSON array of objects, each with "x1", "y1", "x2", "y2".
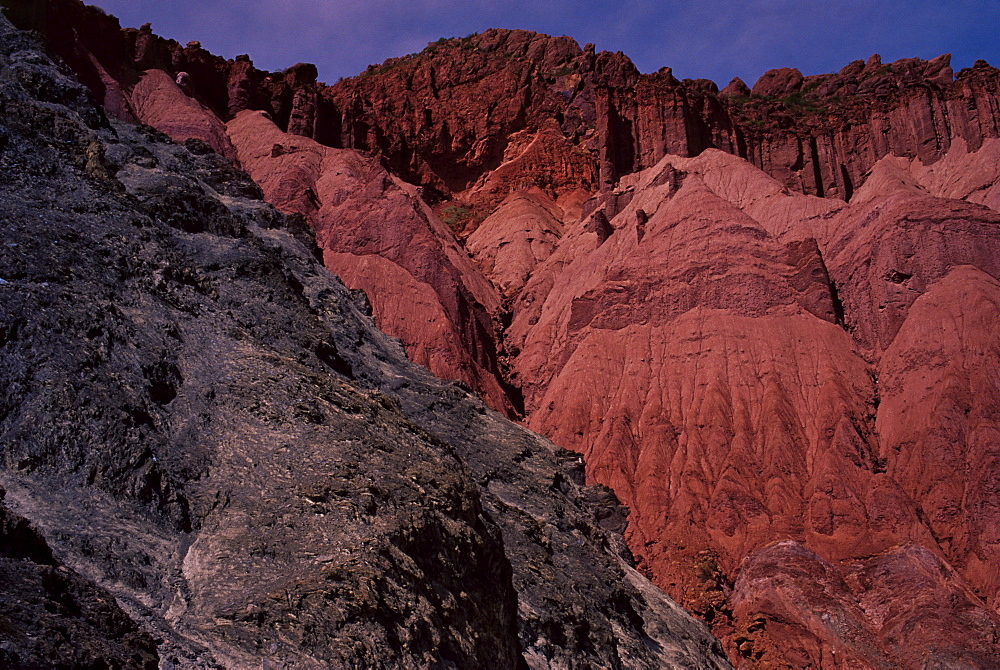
[
  {"x1": 11, "y1": 2, "x2": 1000, "y2": 667},
  {"x1": 0, "y1": 11, "x2": 730, "y2": 669},
  {"x1": 515, "y1": 151, "x2": 1000, "y2": 665}
]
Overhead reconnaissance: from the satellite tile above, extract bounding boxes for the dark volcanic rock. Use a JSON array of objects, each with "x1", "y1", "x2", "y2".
[
  {"x1": 0, "y1": 490, "x2": 160, "y2": 669},
  {"x1": 0, "y1": 12, "x2": 729, "y2": 669}
]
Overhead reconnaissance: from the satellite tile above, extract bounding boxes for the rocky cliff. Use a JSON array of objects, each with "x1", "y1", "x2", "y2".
[
  {"x1": 6, "y1": 1, "x2": 1000, "y2": 668},
  {"x1": 513, "y1": 148, "x2": 1000, "y2": 666},
  {"x1": 28, "y1": 0, "x2": 999, "y2": 207},
  {"x1": 0, "y1": 10, "x2": 730, "y2": 669}
]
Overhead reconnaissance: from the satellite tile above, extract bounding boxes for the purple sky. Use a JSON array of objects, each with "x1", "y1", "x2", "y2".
[{"x1": 89, "y1": 0, "x2": 999, "y2": 88}]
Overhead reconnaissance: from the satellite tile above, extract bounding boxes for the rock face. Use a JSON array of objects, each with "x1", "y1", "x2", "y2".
[
  {"x1": 327, "y1": 30, "x2": 602, "y2": 200},
  {"x1": 733, "y1": 54, "x2": 1000, "y2": 201},
  {"x1": 0, "y1": 12, "x2": 730, "y2": 669},
  {"x1": 0, "y1": 490, "x2": 160, "y2": 669},
  {"x1": 130, "y1": 67, "x2": 239, "y2": 162},
  {"x1": 466, "y1": 188, "x2": 569, "y2": 297},
  {"x1": 10, "y1": 2, "x2": 1000, "y2": 668},
  {"x1": 29, "y1": 0, "x2": 1000, "y2": 210},
  {"x1": 510, "y1": 150, "x2": 1000, "y2": 666},
  {"x1": 224, "y1": 108, "x2": 520, "y2": 416}
]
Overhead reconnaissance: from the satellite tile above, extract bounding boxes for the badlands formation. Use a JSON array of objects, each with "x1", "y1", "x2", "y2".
[{"x1": 4, "y1": 0, "x2": 1000, "y2": 667}]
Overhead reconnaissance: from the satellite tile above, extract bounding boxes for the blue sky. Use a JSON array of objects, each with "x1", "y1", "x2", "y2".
[{"x1": 90, "y1": 1, "x2": 1000, "y2": 87}]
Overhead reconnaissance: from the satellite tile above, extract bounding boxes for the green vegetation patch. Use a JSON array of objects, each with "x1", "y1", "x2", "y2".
[{"x1": 440, "y1": 204, "x2": 491, "y2": 233}]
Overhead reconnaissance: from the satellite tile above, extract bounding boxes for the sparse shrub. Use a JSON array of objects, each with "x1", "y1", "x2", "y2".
[
  {"x1": 549, "y1": 65, "x2": 575, "y2": 77},
  {"x1": 779, "y1": 91, "x2": 826, "y2": 114},
  {"x1": 440, "y1": 204, "x2": 490, "y2": 232}
]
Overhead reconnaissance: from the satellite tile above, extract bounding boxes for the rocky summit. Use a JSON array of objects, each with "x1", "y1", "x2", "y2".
[{"x1": 2, "y1": 1, "x2": 999, "y2": 668}]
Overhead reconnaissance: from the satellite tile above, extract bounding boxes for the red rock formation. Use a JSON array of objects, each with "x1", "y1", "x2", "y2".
[
  {"x1": 817, "y1": 157, "x2": 1000, "y2": 354},
  {"x1": 907, "y1": 137, "x2": 1000, "y2": 210},
  {"x1": 313, "y1": 36, "x2": 1000, "y2": 210},
  {"x1": 466, "y1": 188, "x2": 567, "y2": 298},
  {"x1": 719, "y1": 77, "x2": 751, "y2": 99},
  {"x1": 225, "y1": 110, "x2": 518, "y2": 416},
  {"x1": 510, "y1": 149, "x2": 1000, "y2": 666},
  {"x1": 593, "y1": 60, "x2": 738, "y2": 186},
  {"x1": 323, "y1": 29, "x2": 601, "y2": 202},
  {"x1": 130, "y1": 69, "x2": 239, "y2": 162},
  {"x1": 36, "y1": 1, "x2": 1000, "y2": 210},
  {"x1": 729, "y1": 541, "x2": 1000, "y2": 667},
  {"x1": 876, "y1": 267, "x2": 1000, "y2": 613},
  {"x1": 26, "y1": 4, "x2": 1000, "y2": 666},
  {"x1": 734, "y1": 55, "x2": 1000, "y2": 200},
  {"x1": 749, "y1": 68, "x2": 804, "y2": 98},
  {"x1": 464, "y1": 120, "x2": 598, "y2": 207}
]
